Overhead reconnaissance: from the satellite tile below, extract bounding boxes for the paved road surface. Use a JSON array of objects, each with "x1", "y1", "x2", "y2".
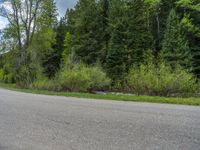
[{"x1": 0, "y1": 88, "x2": 200, "y2": 150}]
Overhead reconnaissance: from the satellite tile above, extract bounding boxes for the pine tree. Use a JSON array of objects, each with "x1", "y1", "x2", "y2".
[
  {"x1": 147, "y1": 0, "x2": 177, "y2": 55},
  {"x1": 39, "y1": 0, "x2": 58, "y2": 28},
  {"x1": 106, "y1": 0, "x2": 130, "y2": 83},
  {"x1": 70, "y1": 0, "x2": 100, "y2": 64},
  {"x1": 106, "y1": 0, "x2": 154, "y2": 82},
  {"x1": 177, "y1": 0, "x2": 200, "y2": 76},
  {"x1": 162, "y1": 9, "x2": 192, "y2": 68},
  {"x1": 106, "y1": 22, "x2": 128, "y2": 83},
  {"x1": 128, "y1": 0, "x2": 154, "y2": 65},
  {"x1": 97, "y1": 0, "x2": 110, "y2": 65},
  {"x1": 53, "y1": 18, "x2": 68, "y2": 68}
]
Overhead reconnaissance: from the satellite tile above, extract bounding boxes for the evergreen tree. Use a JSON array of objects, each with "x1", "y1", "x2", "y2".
[
  {"x1": 177, "y1": 0, "x2": 200, "y2": 76},
  {"x1": 70, "y1": 0, "x2": 100, "y2": 64},
  {"x1": 106, "y1": 20, "x2": 129, "y2": 83},
  {"x1": 39, "y1": 0, "x2": 58, "y2": 28},
  {"x1": 106, "y1": 0, "x2": 154, "y2": 82},
  {"x1": 162, "y1": 9, "x2": 192, "y2": 68},
  {"x1": 148, "y1": 0, "x2": 177, "y2": 54},
  {"x1": 128, "y1": 0, "x2": 154, "y2": 65},
  {"x1": 97, "y1": 0, "x2": 110, "y2": 65},
  {"x1": 106, "y1": 0, "x2": 130, "y2": 83},
  {"x1": 51, "y1": 18, "x2": 68, "y2": 73}
]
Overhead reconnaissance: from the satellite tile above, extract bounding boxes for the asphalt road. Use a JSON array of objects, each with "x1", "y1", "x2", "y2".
[{"x1": 0, "y1": 89, "x2": 200, "y2": 150}]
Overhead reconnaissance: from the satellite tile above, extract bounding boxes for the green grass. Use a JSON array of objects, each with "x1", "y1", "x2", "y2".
[{"x1": 0, "y1": 83, "x2": 200, "y2": 106}]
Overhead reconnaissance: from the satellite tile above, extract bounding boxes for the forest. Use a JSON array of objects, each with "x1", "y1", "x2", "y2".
[{"x1": 0, "y1": 0, "x2": 199, "y2": 97}]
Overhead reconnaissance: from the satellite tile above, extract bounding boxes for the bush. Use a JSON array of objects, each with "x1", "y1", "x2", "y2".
[
  {"x1": 2, "y1": 64, "x2": 16, "y2": 83},
  {"x1": 127, "y1": 63, "x2": 198, "y2": 96},
  {"x1": 0, "y1": 69, "x2": 4, "y2": 82},
  {"x1": 57, "y1": 64, "x2": 111, "y2": 92},
  {"x1": 15, "y1": 63, "x2": 42, "y2": 88},
  {"x1": 31, "y1": 78, "x2": 62, "y2": 91}
]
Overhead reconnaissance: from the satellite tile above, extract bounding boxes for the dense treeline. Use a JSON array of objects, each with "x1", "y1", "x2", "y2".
[{"x1": 0, "y1": 0, "x2": 200, "y2": 96}]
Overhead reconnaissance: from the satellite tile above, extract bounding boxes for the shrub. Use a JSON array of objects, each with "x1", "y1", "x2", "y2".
[
  {"x1": 31, "y1": 78, "x2": 62, "y2": 91},
  {"x1": 88, "y1": 66, "x2": 111, "y2": 91},
  {"x1": 57, "y1": 64, "x2": 111, "y2": 92},
  {"x1": 2, "y1": 64, "x2": 16, "y2": 83},
  {"x1": 127, "y1": 63, "x2": 198, "y2": 96},
  {"x1": 15, "y1": 63, "x2": 44, "y2": 88},
  {"x1": 0, "y1": 69, "x2": 4, "y2": 82}
]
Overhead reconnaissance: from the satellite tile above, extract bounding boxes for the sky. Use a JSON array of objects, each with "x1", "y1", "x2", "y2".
[
  {"x1": 0, "y1": 0, "x2": 77, "y2": 29},
  {"x1": 57, "y1": 0, "x2": 77, "y2": 16}
]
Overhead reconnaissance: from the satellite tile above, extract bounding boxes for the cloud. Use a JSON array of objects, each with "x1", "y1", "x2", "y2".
[
  {"x1": 56, "y1": 0, "x2": 77, "y2": 16},
  {"x1": 0, "y1": 17, "x2": 8, "y2": 29},
  {"x1": 0, "y1": 0, "x2": 78, "y2": 29},
  {"x1": 0, "y1": 1, "x2": 11, "y2": 29},
  {"x1": 0, "y1": 1, "x2": 11, "y2": 10}
]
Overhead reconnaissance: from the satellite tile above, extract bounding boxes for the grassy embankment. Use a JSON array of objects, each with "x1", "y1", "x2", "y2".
[{"x1": 0, "y1": 83, "x2": 200, "y2": 106}]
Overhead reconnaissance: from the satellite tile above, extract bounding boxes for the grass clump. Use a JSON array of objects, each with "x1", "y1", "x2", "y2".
[{"x1": 31, "y1": 78, "x2": 62, "y2": 92}]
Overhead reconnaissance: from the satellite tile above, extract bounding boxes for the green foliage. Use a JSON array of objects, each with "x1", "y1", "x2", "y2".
[
  {"x1": 177, "y1": 0, "x2": 200, "y2": 11},
  {"x1": 62, "y1": 32, "x2": 71, "y2": 65},
  {"x1": 15, "y1": 63, "x2": 43, "y2": 88},
  {"x1": 31, "y1": 78, "x2": 62, "y2": 92},
  {"x1": 31, "y1": 28, "x2": 57, "y2": 78},
  {"x1": 0, "y1": 69, "x2": 4, "y2": 82},
  {"x1": 57, "y1": 64, "x2": 111, "y2": 92},
  {"x1": 127, "y1": 63, "x2": 198, "y2": 96},
  {"x1": 38, "y1": 0, "x2": 58, "y2": 28},
  {"x1": 2, "y1": 64, "x2": 16, "y2": 83},
  {"x1": 1, "y1": 0, "x2": 200, "y2": 97},
  {"x1": 162, "y1": 9, "x2": 192, "y2": 69},
  {"x1": 69, "y1": 0, "x2": 102, "y2": 64},
  {"x1": 106, "y1": 0, "x2": 154, "y2": 83},
  {"x1": 181, "y1": 15, "x2": 200, "y2": 38},
  {"x1": 176, "y1": 0, "x2": 200, "y2": 76}
]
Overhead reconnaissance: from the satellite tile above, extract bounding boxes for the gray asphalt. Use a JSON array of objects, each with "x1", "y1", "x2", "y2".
[{"x1": 0, "y1": 89, "x2": 200, "y2": 150}]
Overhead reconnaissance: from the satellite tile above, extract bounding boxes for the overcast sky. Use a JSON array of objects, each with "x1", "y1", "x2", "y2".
[
  {"x1": 0, "y1": 0, "x2": 77, "y2": 29},
  {"x1": 57, "y1": 0, "x2": 77, "y2": 16}
]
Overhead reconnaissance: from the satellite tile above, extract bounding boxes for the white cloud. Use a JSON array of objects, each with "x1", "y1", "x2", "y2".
[
  {"x1": 0, "y1": 0, "x2": 78, "y2": 29},
  {"x1": 0, "y1": 1, "x2": 12, "y2": 11},
  {"x1": 0, "y1": 1, "x2": 11, "y2": 29},
  {"x1": 0, "y1": 17, "x2": 8, "y2": 29},
  {"x1": 56, "y1": 0, "x2": 77, "y2": 16}
]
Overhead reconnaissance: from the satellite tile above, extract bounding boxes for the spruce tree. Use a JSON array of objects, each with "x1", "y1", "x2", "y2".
[
  {"x1": 70, "y1": 0, "x2": 100, "y2": 64},
  {"x1": 106, "y1": 0, "x2": 129, "y2": 83},
  {"x1": 128, "y1": 0, "x2": 154, "y2": 66},
  {"x1": 162, "y1": 9, "x2": 192, "y2": 69},
  {"x1": 177, "y1": 0, "x2": 200, "y2": 76},
  {"x1": 106, "y1": 0, "x2": 154, "y2": 83},
  {"x1": 106, "y1": 23, "x2": 128, "y2": 84},
  {"x1": 53, "y1": 18, "x2": 68, "y2": 69},
  {"x1": 39, "y1": 0, "x2": 58, "y2": 28},
  {"x1": 96, "y1": 0, "x2": 110, "y2": 65}
]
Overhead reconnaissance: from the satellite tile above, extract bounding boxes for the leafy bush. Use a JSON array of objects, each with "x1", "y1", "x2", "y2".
[
  {"x1": 0, "y1": 69, "x2": 4, "y2": 82},
  {"x1": 57, "y1": 64, "x2": 111, "y2": 92},
  {"x1": 15, "y1": 62, "x2": 45, "y2": 88},
  {"x1": 127, "y1": 63, "x2": 198, "y2": 96},
  {"x1": 31, "y1": 78, "x2": 62, "y2": 91},
  {"x1": 2, "y1": 64, "x2": 16, "y2": 83}
]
